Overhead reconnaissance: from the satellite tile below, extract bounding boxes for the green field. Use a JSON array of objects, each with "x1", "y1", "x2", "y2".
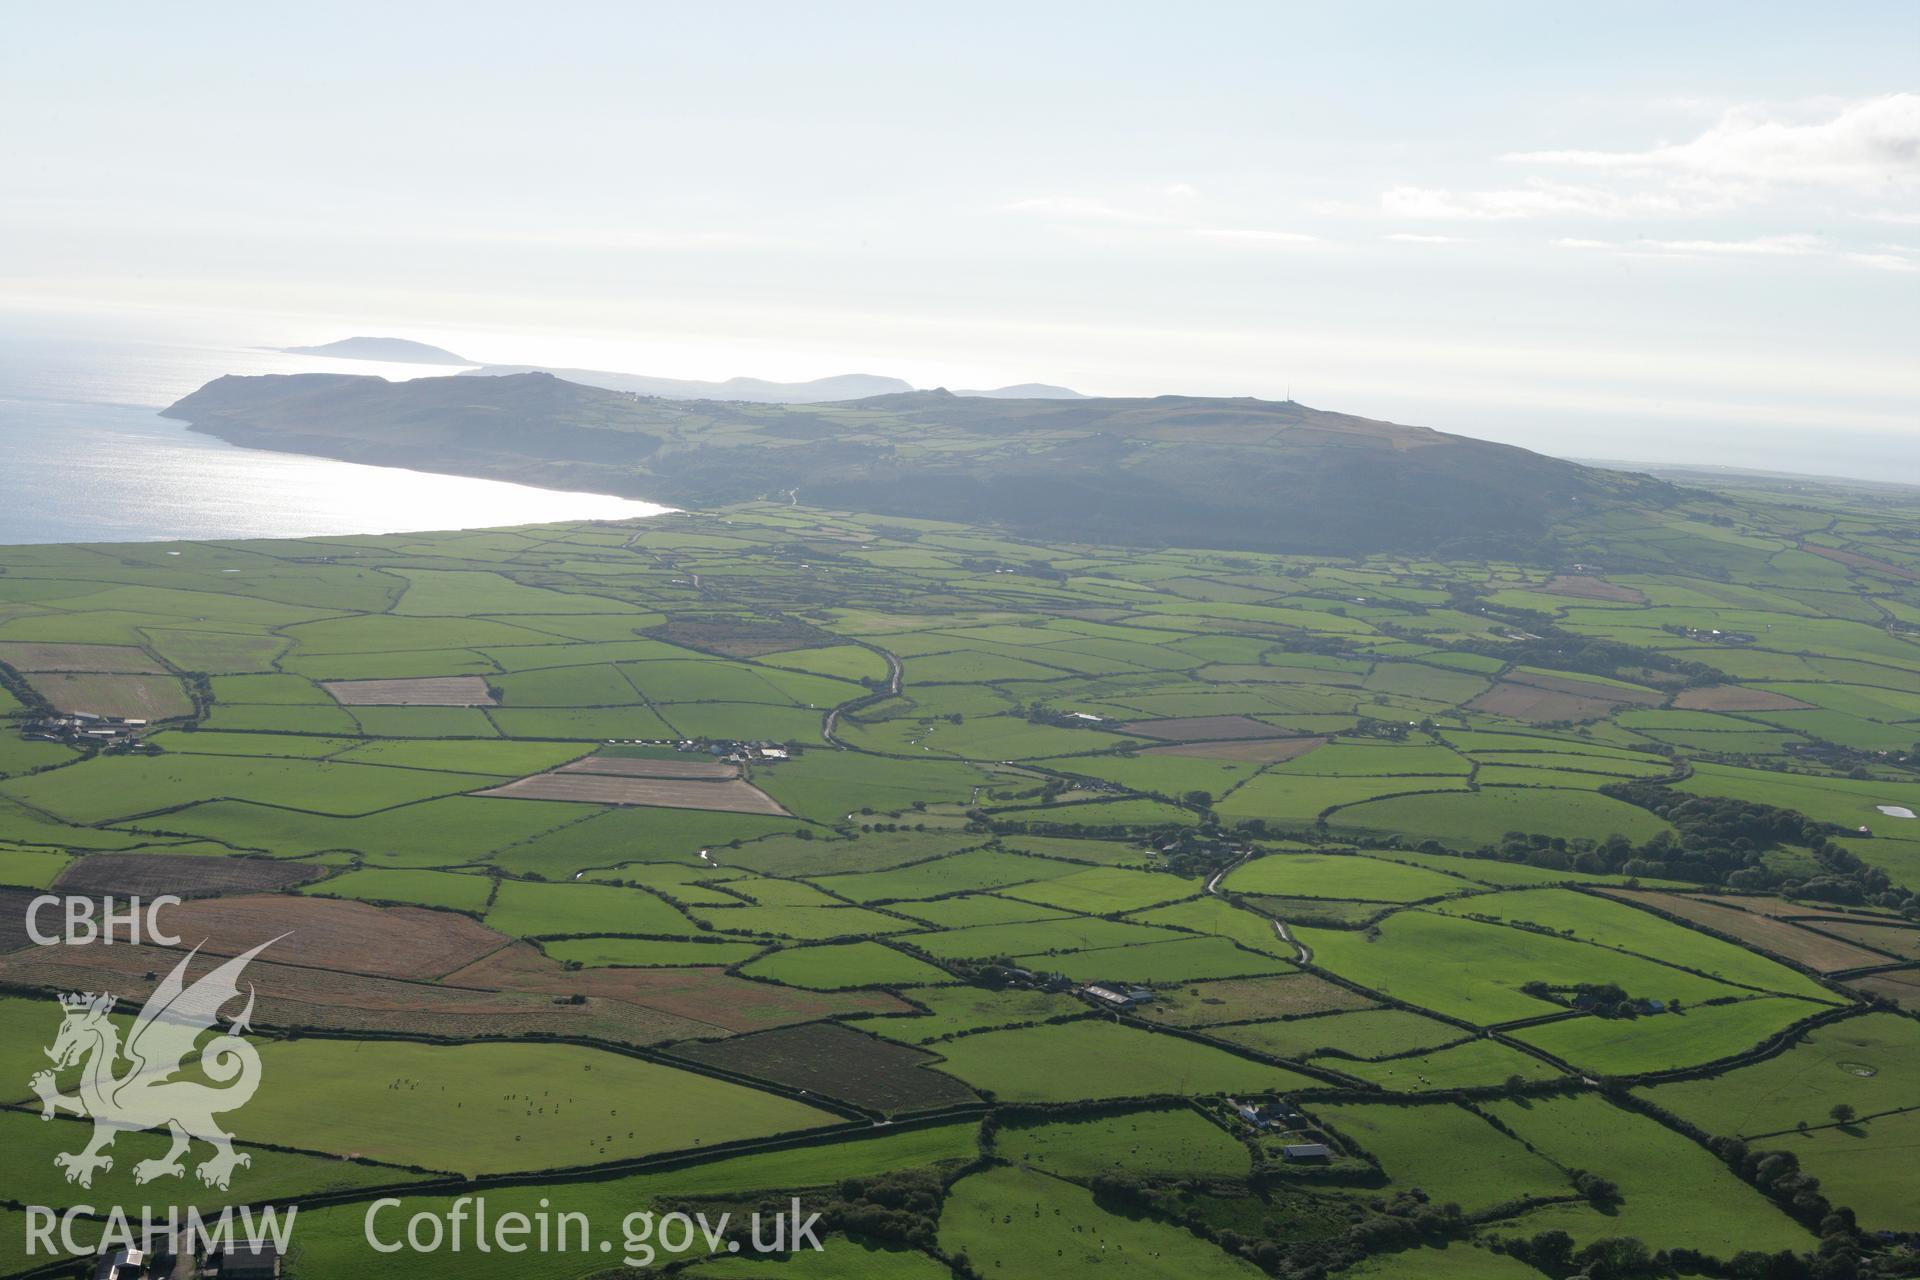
[
  {"x1": 302, "y1": 866, "x2": 495, "y2": 911},
  {"x1": 1310, "y1": 1100, "x2": 1567, "y2": 1209},
  {"x1": 1208, "y1": 1008, "x2": 1464, "y2": 1062},
  {"x1": 932, "y1": 1019, "x2": 1318, "y2": 1101},
  {"x1": 1336, "y1": 1038, "x2": 1564, "y2": 1091},
  {"x1": 1514, "y1": 995, "x2": 1827, "y2": 1075},
  {"x1": 1481, "y1": 1094, "x2": 1814, "y2": 1254},
  {"x1": 2, "y1": 471, "x2": 1919, "y2": 1273},
  {"x1": 485, "y1": 878, "x2": 701, "y2": 936},
  {"x1": 1431, "y1": 888, "x2": 1839, "y2": 1001},
  {"x1": 939, "y1": 1165, "x2": 1263, "y2": 1278},
  {"x1": 247, "y1": 1038, "x2": 835, "y2": 1173},
  {"x1": 1299, "y1": 909, "x2": 1753, "y2": 1026},
  {"x1": 1639, "y1": 1013, "x2": 1920, "y2": 1137},
  {"x1": 739, "y1": 940, "x2": 950, "y2": 989},
  {"x1": 1225, "y1": 851, "x2": 1475, "y2": 902},
  {"x1": 540, "y1": 936, "x2": 766, "y2": 967},
  {"x1": 997, "y1": 1106, "x2": 1252, "y2": 1180}
]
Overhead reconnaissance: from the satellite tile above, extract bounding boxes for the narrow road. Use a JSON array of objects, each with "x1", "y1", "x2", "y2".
[
  {"x1": 1204, "y1": 851, "x2": 1312, "y2": 964},
  {"x1": 1273, "y1": 919, "x2": 1312, "y2": 965}
]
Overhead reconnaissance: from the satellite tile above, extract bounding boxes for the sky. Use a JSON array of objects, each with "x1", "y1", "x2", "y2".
[{"x1": 2, "y1": 2, "x2": 1917, "y2": 475}]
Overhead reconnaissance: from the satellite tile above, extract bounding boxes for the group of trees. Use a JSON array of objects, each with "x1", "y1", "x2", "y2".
[{"x1": 1457, "y1": 788, "x2": 1917, "y2": 916}]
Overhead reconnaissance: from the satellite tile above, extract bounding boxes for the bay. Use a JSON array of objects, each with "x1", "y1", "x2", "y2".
[{"x1": 0, "y1": 328, "x2": 668, "y2": 544}]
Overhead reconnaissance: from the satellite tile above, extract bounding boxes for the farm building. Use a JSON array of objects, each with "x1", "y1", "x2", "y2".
[
  {"x1": 1282, "y1": 1142, "x2": 1332, "y2": 1162},
  {"x1": 216, "y1": 1241, "x2": 285, "y2": 1278},
  {"x1": 91, "y1": 1249, "x2": 147, "y2": 1280}
]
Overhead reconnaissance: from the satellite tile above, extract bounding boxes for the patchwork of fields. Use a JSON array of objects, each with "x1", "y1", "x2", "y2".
[{"x1": 1, "y1": 489, "x2": 1917, "y2": 1277}]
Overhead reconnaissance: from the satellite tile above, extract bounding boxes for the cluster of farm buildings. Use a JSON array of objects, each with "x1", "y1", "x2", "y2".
[
  {"x1": 22, "y1": 711, "x2": 158, "y2": 753},
  {"x1": 94, "y1": 1237, "x2": 282, "y2": 1280},
  {"x1": 612, "y1": 736, "x2": 791, "y2": 763}
]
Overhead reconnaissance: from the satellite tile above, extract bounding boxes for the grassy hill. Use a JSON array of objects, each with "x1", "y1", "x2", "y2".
[{"x1": 164, "y1": 371, "x2": 1685, "y2": 557}]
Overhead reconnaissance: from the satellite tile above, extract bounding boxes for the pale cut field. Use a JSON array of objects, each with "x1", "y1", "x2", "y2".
[
  {"x1": 322, "y1": 675, "x2": 496, "y2": 705},
  {"x1": 1673, "y1": 685, "x2": 1814, "y2": 712},
  {"x1": 558, "y1": 755, "x2": 740, "y2": 779},
  {"x1": 475, "y1": 771, "x2": 790, "y2": 814},
  {"x1": 1146, "y1": 736, "x2": 1326, "y2": 762},
  {"x1": 0, "y1": 641, "x2": 165, "y2": 673}
]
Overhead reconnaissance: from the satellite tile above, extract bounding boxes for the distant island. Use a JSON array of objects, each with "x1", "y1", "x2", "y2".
[
  {"x1": 460, "y1": 366, "x2": 1085, "y2": 403},
  {"x1": 460, "y1": 367, "x2": 914, "y2": 402},
  {"x1": 951, "y1": 383, "x2": 1085, "y2": 399},
  {"x1": 279, "y1": 336, "x2": 471, "y2": 364}
]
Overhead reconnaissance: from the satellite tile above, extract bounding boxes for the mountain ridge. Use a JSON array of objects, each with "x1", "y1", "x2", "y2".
[{"x1": 162, "y1": 370, "x2": 1686, "y2": 558}]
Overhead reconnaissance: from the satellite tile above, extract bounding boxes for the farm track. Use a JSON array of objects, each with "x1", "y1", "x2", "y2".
[{"x1": 1205, "y1": 850, "x2": 1312, "y2": 963}]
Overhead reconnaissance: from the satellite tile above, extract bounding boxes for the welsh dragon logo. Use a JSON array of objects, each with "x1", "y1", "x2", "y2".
[{"x1": 30, "y1": 938, "x2": 278, "y2": 1190}]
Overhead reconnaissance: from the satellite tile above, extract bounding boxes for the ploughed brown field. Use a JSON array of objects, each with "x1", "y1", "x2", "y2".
[
  {"x1": 646, "y1": 616, "x2": 837, "y2": 657},
  {"x1": 53, "y1": 851, "x2": 326, "y2": 898},
  {"x1": 1800, "y1": 542, "x2": 1920, "y2": 582},
  {"x1": 558, "y1": 755, "x2": 741, "y2": 779},
  {"x1": 0, "y1": 900, "x2": 909, "y2": 1048},
  {"x1": 1523, "y1": 574, "x2": 1648, "y2": 603},
  {"x1": 1598, "y1": 889, "x2": 1892, "y2": 973},
  {"x1": 474, "y1": 771, "x2": 789, "y2": 814},
  {"x1": 449, "y1": 943, "x2": 907, "y2": 1033},
  {"x1": 664, "y1": 1021, "x2": 977, "y2": 1114},
  {"x1": 1811, "y1": 919, "x2": 1920, "y2": 962},
  {"x1": 0, "y1": 887, "x2": 43, "y2": 951},
  {"x1": 1672, "y1": 685, "x2": 1815, "y2": 712},
  {"x1": 1119, "y1": 714, "x2": 1291, "y2": 741},
  {"x1": 1845, "y1": 967, "x2": 1920, "y2": 1011},
  {"x1": 0, "y1": 941, "x2": 718, "y2": 1046},
  {"x1": 1146, "y1": 736, "x2": 1326, "y2": 763},
  {"x1": 160, "y1": 894, "x2": 511, "y2": 979},
  {"x1": 0, "y1": 641, "x2": 167, "y2": 673},
  {"x1": 1466, "y1": 681, "x2": 1622, "y2": 724},
  {"x1": 1702, "y1": 895, "x2": 1906, "y2": 925},
  {"x1": 1506, "y1": 669, "x2": 1664, "y2": 704},
  {"x1": 321, "y1": 675, "x2": 497, "y2": 705}
]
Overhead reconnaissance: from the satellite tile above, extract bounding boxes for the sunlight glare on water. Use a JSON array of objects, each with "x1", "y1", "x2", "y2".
[{"x1": 0, "y1": 325, "x2": 670, "y2": 544}]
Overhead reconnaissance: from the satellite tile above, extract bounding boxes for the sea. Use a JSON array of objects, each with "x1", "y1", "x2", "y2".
[{"x1": 0, "y1": 325, "x2": 670, "y2": 545}]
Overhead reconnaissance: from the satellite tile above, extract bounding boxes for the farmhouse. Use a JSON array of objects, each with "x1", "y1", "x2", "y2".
[{"x1": 91, "y1": 1249, "x2": 147, "y2": 1280}]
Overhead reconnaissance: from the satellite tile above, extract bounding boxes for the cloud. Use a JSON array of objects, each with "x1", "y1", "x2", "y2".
[
  {"x1": 441, "y1": 226, "x2": 765, "y2": 250},
  {"x1": 1380, "y1": 97, "x2": 1920, "y2": 228},
  {"x1": 1002, "y1": 193, "x2": 1325, "y2": 249},
  {"x1": 1192, "y1": 226, "x2": 1322, "y2": 247},
  {"x1": 1841, "y1": 251, "x2": 1920, "y2": 273},
  {"x1": 1506, "y1": 93, "x2": 1920, "y2": 188},
  {"x1": 1380, "y1": 179, "x2": 1727, "y2": 220},
  {"x1": 1000, "y1": 196, "x2": 1167, "y2": 224},
  {"x1": 1553, "y1": 233, "x2": 1916, "y2": 271},
  {"x1": 1385, "y1": 233, "x2": 1471, "y2": 244}
]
